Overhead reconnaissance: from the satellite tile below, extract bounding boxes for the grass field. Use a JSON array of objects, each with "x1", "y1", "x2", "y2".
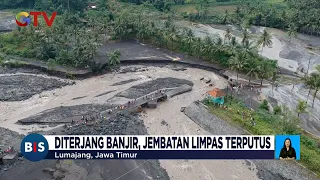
[{"x1": 206, "y1": 98, "x2": 320, "y2": 176}]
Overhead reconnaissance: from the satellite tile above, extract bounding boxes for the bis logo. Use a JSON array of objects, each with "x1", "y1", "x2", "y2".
[
  {"x1": 16, "y1": 11, "x2": 57, "y2": 27},
  {"x1": 20, "y1": 133, "x2": 49, "y2": 162}
]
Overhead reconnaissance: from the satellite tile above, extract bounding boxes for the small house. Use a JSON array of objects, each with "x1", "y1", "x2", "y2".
[{"x1": 206, "y1": 88, "x2": 225, "y2": 105}]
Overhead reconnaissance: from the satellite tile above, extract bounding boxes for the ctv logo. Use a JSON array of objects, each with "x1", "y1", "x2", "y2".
[
  {"x1": 15, "y1": 11, "x2": 57, "y2": 27},
  {"x1": 21, "y1": 133, "x2": 49, "y2": 161}
]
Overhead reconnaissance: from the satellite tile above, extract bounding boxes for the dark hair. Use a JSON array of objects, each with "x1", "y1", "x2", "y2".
[{"x1": 283, "y1": 138, "x2": 292, "y2": 148}]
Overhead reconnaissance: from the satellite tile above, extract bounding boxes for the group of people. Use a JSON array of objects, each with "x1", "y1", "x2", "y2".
[
  {"x1": 71, "y1": 115, "x2": 99, "y2": 125},
  {"x1": 230, "y1": 82, "x2": 244, "y2": 95}
]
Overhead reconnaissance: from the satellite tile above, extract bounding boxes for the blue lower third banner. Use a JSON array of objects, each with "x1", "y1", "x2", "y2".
[{"x1": 47, "y1": 150, "x2": 275, "y2": 159}]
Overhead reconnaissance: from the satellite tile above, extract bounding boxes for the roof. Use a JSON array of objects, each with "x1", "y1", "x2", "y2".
[{"x1": 207, "y1": 88, "x2": 225, "y2": 98}]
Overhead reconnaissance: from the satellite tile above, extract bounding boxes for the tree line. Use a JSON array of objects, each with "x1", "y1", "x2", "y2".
[
  {"x1": 184, "y1": 0, "x2": 320, "y2": 36},
  {"x1": 0, "y1": 0, "x2": 89, "y2": 13},
  {"x1": 1, "y1": 1, "x2": 319, "y2": 103},
  {"x1": 0, "y1": 10, "x2": 113, "y2": 70},
  {"x1": 1, "y1": 2, "x2": 277, "y2": 80},
  {"x1": 112, "y1": 6, "x2": 278, "y2": 85}
]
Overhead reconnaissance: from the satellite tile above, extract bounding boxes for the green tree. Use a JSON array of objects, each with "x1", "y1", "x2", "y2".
[
  {"x1": 245, "y1": 57, "x2": 259, "y2": 85},
  {"x1": 221, "y1": 10, "x2": 229, "y2": 24},
  {"x1": 287, "y1": 24, "x2": 298, "y2": 43},
  {"x1": 241, "y1": 29, "x2": 250, "y2": 45},
  {"x1": 296, "y1": 100, "x2": 308, "y2": 118},
  {"x1": 212, "y1": 37, "x2": 225, "y2": 54},
  {"x1": 202, "y1": 36, "x2": 213, "y2": 59},
  {"x1": 241, "y1": 40, "x2": 257, "y2": 57},
  {"x1": 229, "y1": 53, "x2": 247, "y2": 83},
  {"x1": 182, "y1": 29, "x2": 194, "y2": 53},
  {"x1": 167, "y1": 26, "x2": 178, "y2": 50},
  {"x1": 108, "y1": 50, "x2": 121, "y2": 66},
  {"x1": 257, "y1": 29, "x2": 273, "y2": 55},
  {"x1": 302, "y1": 75, "x2": 314, "y2": 102},
  {"x1": 137, "y1": 26, "x2": 148, "y2": 42},
  {"x1": 259, "y1": 99, "x2": 269, "y2": 111},
  {"x1": 271, "y1": 72, "x2": 280, "y2": 96},
  {"x1": 256, "y1": 60, "x2": 275, "y2": 87},
  {"x1": 228, "y1": 37, "x2": 239, "y2": 55},
  {"x1": 274, "y1": 105, "x2": 282, "y2": 115},
  {"x1": 192, "y1": 37, "x2": 202, "y2": 58},
  {"x1": 310, "y1": 73, "x2": 320, "y2": 108},
  {"x1": 224, "y1": 27, "x2": 232, "y2": 44}
]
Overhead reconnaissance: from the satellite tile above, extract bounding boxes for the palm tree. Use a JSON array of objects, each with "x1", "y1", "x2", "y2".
[
  {"x1": 224, "y1": 27, "x2": 232, "y2": 44},
  {"x1": 257, "y1": 29, "x2": 273, "y2": 55},
  {"x1": 271, "y1": 72, "x2": 280, "y2": 96},
  {"x1": 228, "y1": 36, "x2": 239, "y2": 55},
  {"x1": 182, "y1": 33, "x2": 194, "y2": 54},
  {"x1": 280, "y1": 10, "x2": 287, "y2": 29},
  {"x1": 310, "y1": 72, "x2": 320, "y2": 108},
  {"x1": 221, "y1": 10, "x2": 229, "y2": 24},
  {"x1": 137, "y1": 26, "x2": 147, "y2": 42},
  {"x1": 114, "y1": 22, "x2": 126, "y2": 40},
  {"x1": 168, "y1": 26, "x2": 178, "y2": 50},
  {"x1": 108, "y1": 50, "x2": 121, "y2": 66},
  {"x1": 245, "y1": 57, "x2": 259, "y2": 85},
  {"x1": 287, "y1": 24, "x2": 298, "y2": 43},
  {"x1": 296, "y1": 100, "x2": 307, "y2": 118},
  {"x1": 229, "y1": 53, "x2": 247, "y2": 82},
  {"x1": 154, "y1": 29, "x2": 165, "y2": 47},
  {"x1": 241, "y1": 40, "x2": 257, "y2": 57},
  {"x1": 241, "y1": 29, "x2": 250, "y2": 45},
  {"x1": 302, "y1": 75, "x2": 314, "y2": 102},
  {"x1": 212, "y1": 37, "x2": 225, "y2": 54},
  {"x1": 234, "y1": 6, "x2": 242, "y2": 25},
  {"x1": 202, "y1": 36, "x2": 213, "y2": 59},
  {"x1": 256, "y1": 60, "x2": 275, "y2": 87},
  {"x1": 192, "y1": 37, "x2": 202, "y2": 58}
]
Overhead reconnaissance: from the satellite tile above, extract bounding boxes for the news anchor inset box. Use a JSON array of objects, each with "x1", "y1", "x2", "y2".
[{"x1": 275, "y1": 135, "x2": 300, "y2": 160}]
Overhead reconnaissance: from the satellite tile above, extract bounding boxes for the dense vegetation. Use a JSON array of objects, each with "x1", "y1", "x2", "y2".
[
  {"x1": 3, "y1": 0, "x2": 319, "y2": 35},
  {"x1": 0, "y1": 0, "x2": 89, "y2": 13},
  {"x1": 1, "y1": 0, "x2": 319, "y2": 99},
  {"x1": 181, "y1": 0, "x2": 320, "y2": 36},
  {"x1": 1, "y1": 1, "x2": 278, "y2": 79},
  {"x1": 206, "y1": 96, "x2": 320, "y2": 175}
]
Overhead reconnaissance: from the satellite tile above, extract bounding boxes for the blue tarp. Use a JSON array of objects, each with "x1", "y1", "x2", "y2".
[{"x1": 207, "y1": 96, "x2": 224, "y2": 105}]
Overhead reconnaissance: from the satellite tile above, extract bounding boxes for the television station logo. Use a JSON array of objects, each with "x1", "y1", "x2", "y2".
[
  {"x1": 20, "y1": 133, "x2": 49, "y2": 161},
  {"x1": 15, "y1": 11, "x2": 57, "y2": 27}
]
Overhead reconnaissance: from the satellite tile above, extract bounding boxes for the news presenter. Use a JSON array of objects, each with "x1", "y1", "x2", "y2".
[{"x1": 279, "y1": 138, "x2": 296, "y2": 160}]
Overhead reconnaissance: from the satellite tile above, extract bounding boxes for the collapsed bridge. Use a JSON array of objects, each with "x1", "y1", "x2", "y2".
[{"x1": 100, "y1": 84, "x2": 193, "y2": 119}]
